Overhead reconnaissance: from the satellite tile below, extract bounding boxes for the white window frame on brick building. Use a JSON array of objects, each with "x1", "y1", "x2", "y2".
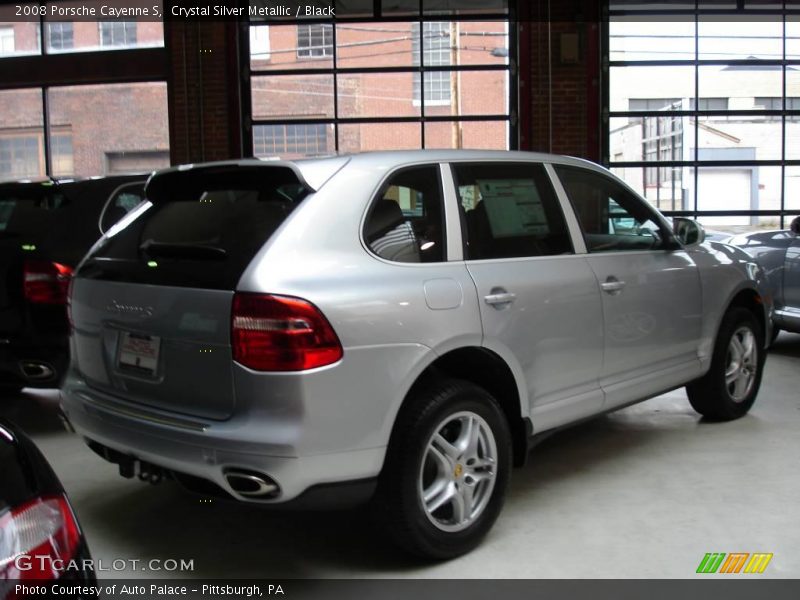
[
  {"x1": 253, "y1": 123, "x2": 328, "y2": 158},
  {"x1": 47, "y1": 22, "x2": 74, "y2": 52},
  {"x1": 99, "y1": 21, "x2": 137, "y2": 48},
  {"x1": 412, "y1": 22, "x2": 452, "y2": 106},
  {"x1": 296, "y1": 24, "x2": 333, "y2": 58},
  {"x1": 249, "y1": 26, "x2": 270, "y2": 61},
  {"x1": 0, "y1": 27, "x2": 14, "y2": 56}
]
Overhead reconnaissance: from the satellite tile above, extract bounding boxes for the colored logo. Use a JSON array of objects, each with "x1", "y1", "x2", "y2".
[{"x1": 696, "y1": 552, "x2": 773, "y2": 574}]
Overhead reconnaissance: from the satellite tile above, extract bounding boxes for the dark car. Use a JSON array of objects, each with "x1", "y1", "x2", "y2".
[
  {"x1": 0, "y1": 418, "x2": 94, "y2": 592},
  {"x1": 725, "y1": 216, "x2": 800, "y2": 341},
  {"x1": 0, "y1": 176, "x2": 146, "y2": 395}
]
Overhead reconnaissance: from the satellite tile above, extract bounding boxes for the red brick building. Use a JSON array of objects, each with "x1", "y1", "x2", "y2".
[{"x1": 0, "y1": 19, "x2": 168, "y2": 179}]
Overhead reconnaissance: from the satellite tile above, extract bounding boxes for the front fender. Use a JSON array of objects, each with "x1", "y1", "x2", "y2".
[{"x1": 689, "y1": 241, "x2": 773, "y2": 368}]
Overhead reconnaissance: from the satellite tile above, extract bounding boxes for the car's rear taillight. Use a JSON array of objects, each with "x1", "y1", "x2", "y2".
[
  {"x1": 0, "y1": 495, "x2": 81, "y2": 581},
  {"x1": 23, "y1": 261, "x2": 73, "y2": 305},
  {"x1": 232, "y1": 293, "x2": 343, "y2": 371}
]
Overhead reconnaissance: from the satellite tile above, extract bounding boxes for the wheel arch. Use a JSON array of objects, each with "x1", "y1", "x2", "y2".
[
  {"x1": 390, "y1": 346, "x2": 531, "y2": 468},
  {"x1": 724, "y1": 285, "x2": 769, "y2": 344}
]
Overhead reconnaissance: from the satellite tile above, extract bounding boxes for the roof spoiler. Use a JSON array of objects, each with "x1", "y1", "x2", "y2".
[{"x1": 144, "y1": 160, "x2": 313, "y2": 202}]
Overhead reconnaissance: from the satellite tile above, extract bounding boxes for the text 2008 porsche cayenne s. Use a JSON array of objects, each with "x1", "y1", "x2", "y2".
[{"x1": 60, "y1": 151, "x2": 771, "y2": 559}]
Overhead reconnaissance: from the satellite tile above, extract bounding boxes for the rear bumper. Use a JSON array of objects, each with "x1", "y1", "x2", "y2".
[{"x1": 60, "y1": 376, "x2": 387, "y2": 505}]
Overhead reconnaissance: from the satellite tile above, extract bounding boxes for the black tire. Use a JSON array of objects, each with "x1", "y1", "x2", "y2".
[
  {"x1": 375, "y1": 378, "x2": 512, "y2": 560},
  {"x1": 686, "y1": 307, "x2": 765, "y2": 421}
]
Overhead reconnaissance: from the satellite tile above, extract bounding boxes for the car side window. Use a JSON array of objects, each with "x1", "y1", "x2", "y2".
[
  {"x1": 555, "y1": 165, "x2": 669, "y2": 253},
  {"x1": 364, "y1": 165, "x2": 445, "y2": 263},
  {"x1": 100, "y1": 183, "x2": 145, "y2": 233},
  {"x1": 452, "y1": 162, "x2": 573, "y2": 260}
]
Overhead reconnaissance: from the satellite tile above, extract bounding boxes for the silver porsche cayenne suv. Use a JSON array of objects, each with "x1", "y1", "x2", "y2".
[{"x1": 61, "y1": 151, "x2": 771, "y2": 559}]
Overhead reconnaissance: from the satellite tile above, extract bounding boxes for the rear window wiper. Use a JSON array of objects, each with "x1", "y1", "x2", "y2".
[{"x1": 139, "y1": 240, "x2": 227, "y2": 261}]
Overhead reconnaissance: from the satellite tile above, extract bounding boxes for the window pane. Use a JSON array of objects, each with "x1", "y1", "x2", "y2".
[
  {"x1": 451, "y1": 21, "x2": 509, "y2": 66},
  {"x1": 44, "y1": 2, "x2": 164, "y2": 52},
  {"x1": 0, "y1": 14, "x2": 40, "y2": 58},
  {"x1": 364, "y1": 166, "x2": 445, "y2": 263},
  {"x1": 336, "y1": 22, "x2": 416, "y2": 68},
  {"x1": 698, "y1": 116, "x2": 782, "y2": 161},
  {"x1": 786, "y1": 118, "x2": 800, "y2": 160},
  {"x1": 424, "y1": 121, "x2": 508, "y2": 150},
  {"x1": 440, "y1": 70, "x2": 508, "y2": 116},
  {"x1": 698, "y1": 18, "x2": 782, "y2": 61},
  {"x1": 556, "y1": 165, "x2": 668, "y2": 253},
  {"x1": 699, "y1": 65, "x2": 781, "y2": 110},
  {"x1": 609, "y1": 19, "x2": 695, "y2": 61},
  {"x1": 786, "y1": 17, "x2": 800, "y2": 60},
  {"x1": 337, "y1": 73, "x2": 420, "y2": 118},
  {"x1": 785, "y1": 67, "x2": 800, "y2": 102},
  {"x1": 785, "y1": 166, "x2": 800, "y2": 211},
  {"x1": 693, "y1": 166, "x2": 782, "y2": 213},
  {"x1": 47, "y1": 82, "x2": 169, "y2": 178},
  {"x1": 251, "y1": 75, "x2": 335, "y2": 120},
  {"x1": 250, "y1": 24, "x2": 333, "y2": 71},
  {"x1": 338, "y1": 122, "x2": 421, "y2": 153},
  {"x1": 253, "y1": 123, "x2": 333, "y2": 159},
  {"x1": 697, "y1": 215, "x2": 783, "y2": 235},
  {"x1": 610, "y1": 115, "x2": 687, "y2": 164},
  {"x1": 610, "y1": 66, "x2": 695, "y2": 112},
  {"x1": 0, "y1": 89, "x2": 44, "y2": 180},
  {"x1": 454, "y1": 163, "x2": 573, "y2": 259},
  {"x1": 611, "y1": 165, "x2": 690, "y2": 212}
]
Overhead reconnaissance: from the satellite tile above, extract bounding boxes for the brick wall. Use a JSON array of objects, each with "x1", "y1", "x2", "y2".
[
  {"x1": 521, "y1": 0, "x2": 601, "y2": 161},
  {"x1": 166, "y1": 20, "x2": 241, "y2": 164}
]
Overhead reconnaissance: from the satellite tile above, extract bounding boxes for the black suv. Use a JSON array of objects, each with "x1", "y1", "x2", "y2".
[{"x1": 0, "y1": 175, "x2": 146, "y2": 394}]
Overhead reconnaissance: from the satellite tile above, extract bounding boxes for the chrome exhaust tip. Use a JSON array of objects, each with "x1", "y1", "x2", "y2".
[
  {"x1": 225, "y1": 470, "x2": 280, "y2": 499},
  {"x1": 19, "y1": 361, "x2": 55, "y2": 381}
]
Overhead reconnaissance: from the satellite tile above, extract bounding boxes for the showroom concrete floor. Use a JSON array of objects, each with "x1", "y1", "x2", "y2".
[{"x1": 2, "y1": 333, "x2": 799, "y2": 579}]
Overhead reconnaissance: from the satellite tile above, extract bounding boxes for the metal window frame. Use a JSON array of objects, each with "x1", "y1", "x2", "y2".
[
  {"x1": 603, "y1": 0, "x2": 800, "y2": 227},
  {"x1": 0, "y1": 14, "x2": 168, "y2": 181},
  {"x1": 241, "y1": 2, "x2": 518, "y2": 155}
]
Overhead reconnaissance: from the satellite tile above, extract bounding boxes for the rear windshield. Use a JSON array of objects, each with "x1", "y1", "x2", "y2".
[
  {"x1": 79, "y1": 168, "x2": 309, "y2": 290},
  {"x1": 0, "y1": 189, "x2": 67, "y2": 235}
]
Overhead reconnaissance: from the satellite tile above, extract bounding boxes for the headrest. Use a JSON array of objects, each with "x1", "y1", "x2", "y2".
[{"x1": 366, "y1": 199, "x2": 405, "y2": 240}]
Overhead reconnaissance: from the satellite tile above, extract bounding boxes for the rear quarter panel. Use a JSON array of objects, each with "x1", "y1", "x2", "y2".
[{"x1": 236, "y1": 160, "x2": 485, "y2": 454}]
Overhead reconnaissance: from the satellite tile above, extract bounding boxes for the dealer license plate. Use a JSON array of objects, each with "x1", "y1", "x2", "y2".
[{"x1": 117, "y1": 331, "x2": 161, "y2": 376}]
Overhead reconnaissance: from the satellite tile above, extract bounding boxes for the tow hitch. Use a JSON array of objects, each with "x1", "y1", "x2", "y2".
[{"x1": 87, "y1": 440, "x2": 168, "y2": 484}]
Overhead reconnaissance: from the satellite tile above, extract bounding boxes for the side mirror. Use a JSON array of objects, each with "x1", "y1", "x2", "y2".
[
  {"x1": 673, "y1": 217, "x2": 706, "y2": 247},
  {"x1": 790, "y1": 216, "x2": 800, "y2": 235}
]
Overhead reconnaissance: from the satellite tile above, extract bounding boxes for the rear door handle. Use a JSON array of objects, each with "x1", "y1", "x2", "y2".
[
  {"x1": 600, "y1": 277, "x2": 626, "y2": 294},
  {"x1": 484, "y1": 291, "x2": 516, "y2": 306}
]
